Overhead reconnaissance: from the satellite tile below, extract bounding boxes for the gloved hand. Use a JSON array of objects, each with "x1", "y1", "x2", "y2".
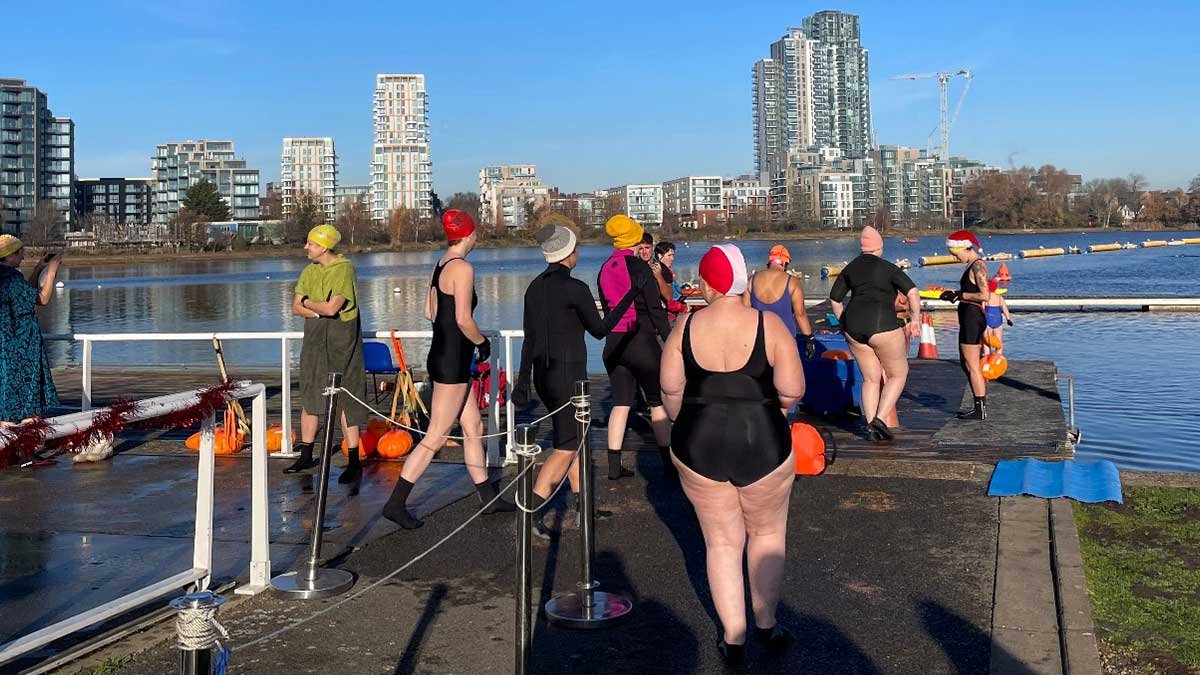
[
  {"x1": 938, "y1": 290, "x2": 961, "y2": 303},
  {"x1": 1006, "y1": 318, "x2": 1014, "y2": 327},
  {"x1": 475, "y1": 336, "x2": 492, "y2": 363},
  {"x1": 511, "y1": 377, "x2": 531, "y2": 409},
  {"x1": 802, "y1": 334, "x2": 817, "y2": 360}
]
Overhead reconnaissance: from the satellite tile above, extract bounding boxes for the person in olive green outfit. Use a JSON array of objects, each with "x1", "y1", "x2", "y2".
[{"x1": 285, "y1": 224, "x2": 368, "y2": 489}]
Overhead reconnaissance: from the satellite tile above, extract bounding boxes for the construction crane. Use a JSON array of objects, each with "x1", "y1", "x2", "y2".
[{"x1": 891, "y1": 69, "x2": 973, "y2": 161}]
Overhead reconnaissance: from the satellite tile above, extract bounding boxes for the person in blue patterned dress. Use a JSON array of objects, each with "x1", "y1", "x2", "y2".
[{"x1": 0, "y1": 234, "x2": 61, "y2": 424}]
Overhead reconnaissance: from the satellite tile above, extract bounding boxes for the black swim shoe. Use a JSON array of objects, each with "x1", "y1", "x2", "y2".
[
  {"x1": 717, "y1": 641, "x2": 746, "y2": 669},
  {"x1": 957, "y1": 396, "x2": 987, "y2": 420},
  {"x1": 754, "y1": 624, "x2": 794, "y2": 652},
  {"x1": 868, "y1": 418, "x2": 894, "y2": 442}
]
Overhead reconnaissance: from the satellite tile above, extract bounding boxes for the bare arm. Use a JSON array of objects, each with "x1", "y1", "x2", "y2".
[
  {"x1": 765, "y1": 312, "x2": 804, "y2": 410},
  {"x1": 450, "y1": 261, "x2": 486, "y2": 345},
  {"x1": 302, "y1": 294, "x2": 347, "y2": 317},
  {"x1": 961, "y1": 260, "x2": 990, "y2": 304},
  {"x1": 789, "y1": 282, "x2": 813, "y2": 336},
  {"x1": 830, "y1": 299, "x2": 844, "y2": 321},
  {"x1": 650, "y1": 263, "x2": 672, "y2": 304},
  {"x1": 905, "y1": 288, "x2": 922, "y2": 337},
  {"x1": 659, "y1": 315, "x2": 689, "y2": 420},
  {"x1": 292, "y1": 294, "x2": 320, "y2": 319},
  {"x1": 999, "y1": 295, "x2": 1011, "y2": 321},
  {"x1": 33, "y1": 258, "x2": 60, "y2": 305}
]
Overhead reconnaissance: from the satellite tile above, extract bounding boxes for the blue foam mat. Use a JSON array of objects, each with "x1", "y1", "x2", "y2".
[{"x1": 987, "y1": 458, "x2": 1123, "y2": 503}]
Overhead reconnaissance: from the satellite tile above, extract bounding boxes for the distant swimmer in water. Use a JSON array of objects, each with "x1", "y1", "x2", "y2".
[
  {"x1": 743, "y1": 244, "x2": 816, "y2": 361},
  {"x1": 939, "y1": 230, "x2": 990, "y2": 420},
  {"x1": 598, "y1": 215, "x2": 674, "y2": 479},
  {"x1": 829, "y1": 227, "x2": 922, "y2": 442},
  {"x1": 512, "y1": 225, "x2": 637, "y2": 539},
  {"x1": 660, "y1": 243, "x2": 805, "y2": 667},
  {"x1": 382, "y1": 203, "x2": 515, "y2": 529}
]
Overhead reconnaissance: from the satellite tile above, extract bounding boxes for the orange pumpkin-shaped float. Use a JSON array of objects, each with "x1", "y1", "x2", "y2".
[
  {"x1": 342, "y1": 429, "x2": 379, "y2": 457},
  {"x1": 790, "y1": 422, "x2": 829, "y2": 475},
  {"x1": 186, "y1": 408, "x2": 244, "y2": 454},
  {"x1": 265, "y1": 424, "x2": 294, "y2": 452},
  {"x1": 820, "y1": 349, "x2": 853, "y2": 361},
  {"x1": 376, "y1": 430, "x2": 414, "y2": 459},
  {"x1": 980, "y1": 353, "x2": 1008, "y2": 381}
]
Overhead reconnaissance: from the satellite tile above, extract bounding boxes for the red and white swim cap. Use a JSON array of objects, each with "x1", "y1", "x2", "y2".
[
  {"x1": 698, "y1": 244, "x2": 748, "y2": 296},
  {"x1": 946, "y1": 229, "x2": 981, "y2": 250}
]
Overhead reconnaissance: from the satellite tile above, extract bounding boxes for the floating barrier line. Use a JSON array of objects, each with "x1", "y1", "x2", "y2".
[{"x1": 237, "y1": 458, "x2": 539, "y2": 653}]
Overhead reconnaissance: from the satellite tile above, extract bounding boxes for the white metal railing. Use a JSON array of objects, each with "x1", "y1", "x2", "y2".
[
  {"x1": 0, "y1": 381, "x2": 271, "y2": 666},
  {"x1": 44, "y1": 330, "x2": 517, "y2": 465}
]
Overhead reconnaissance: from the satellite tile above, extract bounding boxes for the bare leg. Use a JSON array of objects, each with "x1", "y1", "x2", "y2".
[
  {"x1": 740, "y1": 457, "x2": 795, "y2": 631},
  {"x1": 300, "y1": 410, "x2": 319, "y2": 444},
  {"x1": 674, "y1": 455, "x2": 749, "y2": 645},
  {"x1": 869, "y1": 328, "x2": 910, "y2": 425},
  {"x1": 846, "y1": 334, "x2": 883, "y2": 423},
  {"x1": 458, "y1": 394, "x2": 488, "y2": 483},
  {"x1": 339, "y1": 411, "x2": 360, "y2": 447},
  {"x1": 607, "y1": 405, "x2": 630, "y2": 451},
  {"x1": 534, "y1": 449, "x2": 578, "y2": 499},
  {"x1": 960, "y1": 344, "x2": 987, "y2": 397},
  {"x1": 400, "y1": 382, "x2": 470, "y2": 484}
]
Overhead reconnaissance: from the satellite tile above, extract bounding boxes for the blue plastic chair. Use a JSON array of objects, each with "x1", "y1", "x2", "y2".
[{"x1": 363, "y1": 342, "x2": 399, "y2": 401}]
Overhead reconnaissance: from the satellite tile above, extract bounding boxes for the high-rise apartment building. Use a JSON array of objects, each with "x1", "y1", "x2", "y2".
[
  {"x1": 75, "y1": 178, "x2": 153, "y2": 226},
  {"x1": 280, "y1": 137, "x2": 337, "y2": 222},
  {"x1": 1, "y1": 78, "x2": 74, "y2": 235},
  {"x1": 803, "y1": 11, "x2": 872, "y2": 158},
  {"x1": 723, "y1": 177, "x2": 770, "y2": 224},
  {"x1": 335, "y1": 184, "x2": 371, "y2": 217},
  {"x1": 753, "y1": 11, "x2": 872, "y2": 183},
  {"x1": 479, "y1": 165, "x2": 552, "y2": 230},
  {"x1": 372, "y1": 74, "x2": 432, "y2": 221},
  {"x1": 151, "y1": 140, "x2": 260, "y2": 223}
]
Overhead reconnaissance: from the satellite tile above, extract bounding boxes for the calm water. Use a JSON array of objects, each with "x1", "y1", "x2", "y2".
[{"x1": 39, "y1": 230, "x2": 1200, "y2": 473}]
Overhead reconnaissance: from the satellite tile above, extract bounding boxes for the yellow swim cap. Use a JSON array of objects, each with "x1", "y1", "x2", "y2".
[
  {"x1": 605, "y1": 214, "x2": 644, "y2": 250},
  {"x1": 307, "y1": 224, "x2": 341, "y2": 250},
  {"x1": 0, "y1": 234, "x2": 23, "y2": 259}
]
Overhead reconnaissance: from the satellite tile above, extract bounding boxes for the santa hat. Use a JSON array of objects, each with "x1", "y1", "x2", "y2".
[
  {"x1": 442, "y1": 209, "x2": 476, "y2": 240},
  {"x1": 946, "y1": 229, "x2": 981, "y2": 251},
  {"x1": 698, "y1": 244, "x2": 748, "y2": 296}
]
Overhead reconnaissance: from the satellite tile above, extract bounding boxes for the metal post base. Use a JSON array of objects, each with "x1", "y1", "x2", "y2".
[
  {"x1": 545, "y1": 590, "x2": 633, "y2": 629},
  {"x1": 270, "y1": 568, "x2": 355, "y2": 599}
]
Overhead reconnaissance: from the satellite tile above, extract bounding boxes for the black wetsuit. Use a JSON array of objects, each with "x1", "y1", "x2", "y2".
[
  {"x1": 598, "y1": 256, "x2": 672, "y2": 407},
  {"x1": 427, "y1": 258, "x2": 477, "y2": 384},
  {"x1": 958, "y1": 264, "x2": 986, "y2": 345},
  {"x1": 671, "y1": 312, "x2": 790, "y2": 487},
  {"x1": 829, "y1": 254, "x2": 916, "y2": 344},
  {"x1": 517, "y1": 264, "x2": 635, "y2": 449}
]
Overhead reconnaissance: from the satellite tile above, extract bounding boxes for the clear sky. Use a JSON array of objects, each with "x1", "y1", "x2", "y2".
[{"x1": 3, "y1": 1, "x2": 1196, "y2": 193}]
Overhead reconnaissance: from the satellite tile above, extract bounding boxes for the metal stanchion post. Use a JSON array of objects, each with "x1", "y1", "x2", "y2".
[
  {"x1": 545, "y1": 380, "x2": 633, "y2": 629},
  {"x1": 170, "y1": 591, "x2": 225, "y2": 675},
  {"x1": 271, "y1": 372, "x2": 355, "y2": 599},
  {"x1": 514, "y1": 424, "x2": 536, "y2": 675}
]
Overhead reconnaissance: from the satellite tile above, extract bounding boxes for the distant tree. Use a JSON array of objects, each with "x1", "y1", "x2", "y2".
[
  {"x1": 532, "y1": 211, "x2": 577, "y2": 232},
  {"x1": 1126, "y1": 173, "x2": 1147, "y2": 209},
  {"x1": 25, "y1": 201, "x2": 65, "y2": 245},
  {"x1": 169, "y1": 208, "x2": 207, "y2": 248},
  {"x1": 182, "y1": 179, "x2": 230, "y2": 222},
  {"x1": 388, "y1": 207, "x2": 421, "y2": 244},
  {"x1": 522, "y1": 201, "x2": 537, "y2": 229},
  {"x1": 868, "y1": 206, "x2": 893, "y2": 232},
  {"x1": 662, "y1": 212, "x2": 681, "y2": 236},
  {"x1": 337, "y1": 199, "x2": 373, "y2": 245},
  {"x1": 1138, "y1": 192, "x2": 1164, "y2": 223},
  {"x1": 601, "y1": 193, "x2": 624, "y2": 223},
  {"x1": 229, "y1": 233, "x2": 249, "y2": 251}
]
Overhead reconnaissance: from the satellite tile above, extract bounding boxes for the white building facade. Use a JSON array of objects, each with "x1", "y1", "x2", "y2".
[
  {"x1": 372, "y1": 74, "x2": 432, "y2": 221},
  {"x1": 609, "y1": 184, "x2": 664, "y2": 228},
  {"x1": 479, "y1": 164, "x2": 551, "y2": 230},
  {"x1": 280, "y1": 137, "x2": 337, "y2": 222}
]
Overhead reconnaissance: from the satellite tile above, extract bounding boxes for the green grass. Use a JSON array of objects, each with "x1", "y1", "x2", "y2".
[{"x1": 1075, "y1": 486, "x2": 1200, "y2": 674}]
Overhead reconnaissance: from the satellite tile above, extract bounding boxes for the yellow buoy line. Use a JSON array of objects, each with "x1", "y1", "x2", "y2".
[{"x1": 895, "y1": 237, "x2": 1200, "y2": 267}]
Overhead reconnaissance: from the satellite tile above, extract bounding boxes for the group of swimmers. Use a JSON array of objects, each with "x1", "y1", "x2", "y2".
[{"x1": 284, "y1": 210, "x2": 1003, "y2": 666}]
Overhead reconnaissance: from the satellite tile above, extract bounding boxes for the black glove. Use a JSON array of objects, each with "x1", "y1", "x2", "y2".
[
  {"x1": 511, "y1": 377, "x2": 531, "y2": 409},
  {"x1": 938, "y1": 290, "x2": 961, "y2": 303},
  {"x1": 802, "y1": 334, "x2": 817, "y2": 360},
  {"x1": 1006, "y1": 318, "x2": 1014, "y2": 327},
  {"x1": 474, "y1": 336, "x2": 491, "y2": 363}
]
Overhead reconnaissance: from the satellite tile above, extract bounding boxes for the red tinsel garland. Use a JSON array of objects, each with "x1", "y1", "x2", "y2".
[{"x1": 1, "y1": 381, "x2": 242, "y2": 469}]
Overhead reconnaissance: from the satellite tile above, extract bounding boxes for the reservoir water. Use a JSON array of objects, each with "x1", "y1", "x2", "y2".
[{"x1": 38, "y1": 230, "x2": 1200, "y2": 473}]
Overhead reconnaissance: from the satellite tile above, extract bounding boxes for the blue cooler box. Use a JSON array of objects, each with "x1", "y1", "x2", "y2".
[{"x1": 801, "y1": 332, "x2": 862, "y2": 416}]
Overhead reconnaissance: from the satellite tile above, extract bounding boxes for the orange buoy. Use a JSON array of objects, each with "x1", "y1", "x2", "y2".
[
  {"x1": 821, "y1": 349, "x2": 853, "y2": 360},
  {"x1": 790, "y1": 422, "x2": 829, "y2": 476},
  {"x1": 265, "y1": 424, "x2": 294, "y2": 452},
  {"x1": 996, "y1": 262, "x2": 1012, "y2": 282},
  {"x1": 376, "y1": 430, "x2": 415, "y2": 459},
  {"x1": 983, "y1": 333, "x2": 1003, "y2": 350},
  {"x1": 981, "y1": 354, "x2": 1008, "y2": 381}
]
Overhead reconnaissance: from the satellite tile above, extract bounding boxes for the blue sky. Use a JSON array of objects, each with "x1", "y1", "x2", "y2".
[{"x1": 3, "y1": 1, "x2": 1196, "y2": 193}]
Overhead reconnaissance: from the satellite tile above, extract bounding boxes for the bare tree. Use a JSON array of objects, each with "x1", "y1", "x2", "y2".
[
  {"x1": 337, "y1": 199, "x2": 373, "y2": 245},
  {"x1": 388, "y1": 207, "x2": 421, "y2": 244},
  {"x1": 1126, "y1": 173, "x2": 1147, "y2": 208},
  {"x1": 25, "y1": 201, "x2": 64, "y2": 246}
]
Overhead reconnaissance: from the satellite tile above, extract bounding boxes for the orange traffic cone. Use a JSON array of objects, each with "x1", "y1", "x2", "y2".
[{"x1": 917, "y1": 310, "x2": 938, "y2": 359}]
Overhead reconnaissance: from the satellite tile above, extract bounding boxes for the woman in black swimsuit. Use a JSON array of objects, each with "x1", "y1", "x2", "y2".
[
  {"x1": 382, "y1": 207, "x2": 514, "y2": 529},
  {"x1": 660, "y1": 244, "x2": 805, "y2": 666},
  {"x1": 940, "y1": 230, "x2": 991, "y2": 420},
  {"x1": 829, "y1": 226, "x2": 922, "y2": 441}
]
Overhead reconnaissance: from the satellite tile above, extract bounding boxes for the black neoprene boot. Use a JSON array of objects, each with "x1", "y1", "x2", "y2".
[
  {"x1": 382, "y1": 478, "x2": 424, "y2": 529},
  {"x1": 754, "y1": 624, "x2": 794, "y2": 652},
  {"x1": 569, "y1": 491, "x2": 612, "y2": 521},
  {"x1": 529, "y1": 494, "x2": 554, "y2": 541},
  {"x1": 958, "y1": 396, "x2": 987, "y2": 420},
  {"x1": 338, "y1": 448, "x2": 362, "y2": 485},
  {"x1": 607, "y1": 449, "x2": 633, "y2": 480},
  {"x1": 283, "y1": 442, "x2": 319, "y2": 473},
  {"x1": 477, "y1": 480, "x2": 517, "y2": 514},
  {"x1": 717, "y1": 641, "x2": 746, "y2": 668},
  {"x1": 867, "y1": 418, "x2": 894, "y2": 442}
]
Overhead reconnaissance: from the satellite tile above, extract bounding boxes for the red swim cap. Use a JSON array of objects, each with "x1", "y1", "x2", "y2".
[{"x1": 442, "y1": 209, "x2": 476, "y2": 240}]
